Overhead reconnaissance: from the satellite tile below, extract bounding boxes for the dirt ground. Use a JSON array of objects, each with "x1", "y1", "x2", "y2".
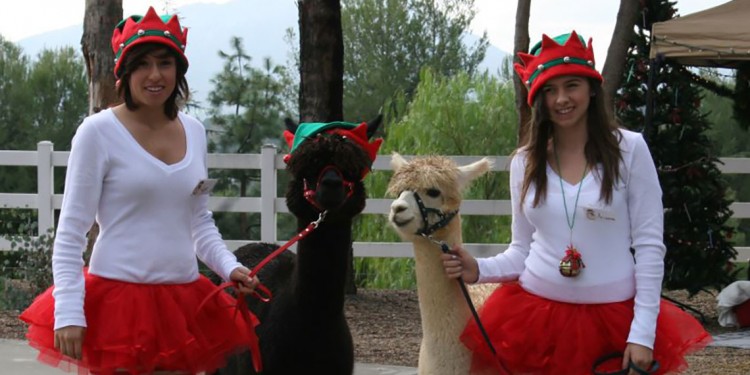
[{"x1": 3, "y1": 288, "x2": 750, "y2": 374}]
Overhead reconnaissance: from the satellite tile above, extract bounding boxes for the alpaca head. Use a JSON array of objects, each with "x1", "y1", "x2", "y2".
[
  {"x1": 387, "y1": 153, "x2": 492, "y2": 241},
  {"x1": 283, "y1": 116, "x2": 383, "y2": 224}
]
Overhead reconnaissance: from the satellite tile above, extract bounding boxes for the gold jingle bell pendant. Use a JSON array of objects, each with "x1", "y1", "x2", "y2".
[{"x1": 559, "y1": 245, "x2": 585, "y2": 277}]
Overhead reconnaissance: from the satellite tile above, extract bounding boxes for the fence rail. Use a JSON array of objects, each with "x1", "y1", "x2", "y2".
[{"x1": 1, "y1": 142, "x2": 749, "y2": 262}]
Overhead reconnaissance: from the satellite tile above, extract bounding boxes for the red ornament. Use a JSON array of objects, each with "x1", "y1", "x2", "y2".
[
  {"x1": 726, "y1": 261, "x2": 735, "y2": 273},
  {"x1": 671, "y1": 108, "x2": 682, "y2": 124},
  {"x1": 559, "y1": 245, "x2": 585, "y2": 277},
  {"x1": 637, "y1": 60, "x2": 648, "y2": 73},
  {"x1": 686, "y1": 166, "x2": 703, "y2": 179}
]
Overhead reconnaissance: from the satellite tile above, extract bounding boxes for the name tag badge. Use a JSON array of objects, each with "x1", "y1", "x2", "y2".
[
  {"x1": 192, "y1": 178, "x2": 218, "y2": 196},
  {"x1": 584, "y1": 206, "x2": 615, "y2": 221}
]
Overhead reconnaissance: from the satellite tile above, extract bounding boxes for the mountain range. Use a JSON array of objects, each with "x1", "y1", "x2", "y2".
[{"x1": 16, "y1": 0, "x2": 507, "y2": 108}]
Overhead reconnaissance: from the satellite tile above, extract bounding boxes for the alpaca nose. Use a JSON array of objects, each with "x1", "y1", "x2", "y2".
[
  {"x1": 320, "y1": 168, "x2": 343, "y2": 188},
  {"x1": 315, "y1": 167, "x2": 347, "y2": 208},
  {"x1": 390, "y1": 200, "x2": 408, "y2": 214}
]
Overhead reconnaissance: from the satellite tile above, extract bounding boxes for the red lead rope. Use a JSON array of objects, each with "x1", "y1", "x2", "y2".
[{"x1": 197, "y1": 211, "x2": 327, "y2": 373}]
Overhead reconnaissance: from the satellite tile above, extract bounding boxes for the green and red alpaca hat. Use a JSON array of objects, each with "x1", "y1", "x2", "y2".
[
  {"x1": 111, "y1": 6, "x2": 189, "y2": 79},
  {"x1": 514, "y1": 30, "x2": 603, "y2": 106},
  {"x1": 283, "y1": 122, "x2": 383, "y2": 178}
]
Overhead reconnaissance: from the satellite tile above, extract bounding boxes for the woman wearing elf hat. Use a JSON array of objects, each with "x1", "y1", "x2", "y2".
[
  {"x1": 442, "y1": 31, "x2": 711, "y2": 374},
  {"x1": 19, "y1": 7, "x2": 263, "y2": 374}
]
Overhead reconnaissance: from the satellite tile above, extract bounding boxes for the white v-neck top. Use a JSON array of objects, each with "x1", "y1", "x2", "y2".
[
  {"x1": 52, "y1": 109, "x2": 242, "y2": 330},
  {"x1": 477, "y1": 128, "x2": 665, "y2": 349}
]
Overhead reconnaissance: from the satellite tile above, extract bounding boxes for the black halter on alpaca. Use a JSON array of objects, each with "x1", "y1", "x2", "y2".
[
  {"x1": 413, "y1": 191, "x2": 511, "y2": 375},
  {"x1": 412, "y1": 191, "x2": 458, "y2": 236}
]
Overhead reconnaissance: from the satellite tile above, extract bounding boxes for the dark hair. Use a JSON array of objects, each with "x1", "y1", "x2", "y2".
[
  {"x1": 519, "y1": 77, "x2": 622, "y2": 207},
  {"x1": 116, "y1": 43, "x2": 189, "y2": 120}
]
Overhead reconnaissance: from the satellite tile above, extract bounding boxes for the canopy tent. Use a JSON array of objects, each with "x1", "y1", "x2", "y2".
[
  {"x1": 650, "y1": 0, "x2": 750, "y2": 68},
  {"x1": 644, "y1": 0, "x2": 750, "y2": 135}
]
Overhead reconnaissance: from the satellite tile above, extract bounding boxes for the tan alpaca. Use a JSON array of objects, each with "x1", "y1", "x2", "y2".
[{"x1": 387, "y1": 153, "x2": 498, "y2": 375}]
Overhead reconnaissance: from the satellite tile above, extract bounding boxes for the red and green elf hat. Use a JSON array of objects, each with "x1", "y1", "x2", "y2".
[
  {"x1": 111, "y1": 6, "x2": 188, "y2": 79},
  {"x1": 514, "y1": 30, "x2": 602, "y2": 106},
  {"x1": 282, "y1": 122, "x2": 383, "y2": 177}
]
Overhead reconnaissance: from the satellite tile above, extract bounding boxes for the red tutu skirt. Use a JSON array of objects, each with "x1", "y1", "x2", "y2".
[
  {"x1": 461, "y1": 283, "x2": 712, "y2": 375},
  {"x1": 19, "y1": 271, "x2": 260, "y2": 375}
]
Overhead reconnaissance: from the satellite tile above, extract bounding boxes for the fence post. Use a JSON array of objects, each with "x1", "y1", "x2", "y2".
[
  {"x1": 37, "y1": 141, "x2": 54, "y2": 236},
  {"x1": 260, "y1": 144, "x2": 278, "y2": 243}
]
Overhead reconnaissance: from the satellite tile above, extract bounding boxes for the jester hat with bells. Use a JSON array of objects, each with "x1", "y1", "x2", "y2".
[
  {"x1": 514, "y1": 31, "x2": 602, "y2": 106},
  {"x1": 111, "y1": 6, "x2": 189, "y2": 80},
  {"x1": 283, "y1": 121, "x2": 383, "y2": 178}
]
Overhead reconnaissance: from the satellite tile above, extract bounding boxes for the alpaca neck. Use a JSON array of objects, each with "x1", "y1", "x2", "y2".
[
  {"x1": 412, "y1": 217, "x2": 470, "y2": 340},
  {"x1": 294, "y1": 219, "x2": 352, "y2": 316}
]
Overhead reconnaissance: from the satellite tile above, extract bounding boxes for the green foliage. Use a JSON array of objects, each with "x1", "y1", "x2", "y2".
[
  {"x1": 207, "y1": 36, "x2": 296, "y2": 240},
  {"x1": 616, "y1": 0, "x2": 736, "y2": 294},
  {"x1": 354, "y1": 69, "x2": 517, "y2": 288},
  {"x1": 735, "y1": 262, "x2": 749, "y2": 281},
  {"x1": 0, "y1": 38, "x2": 86, "y2": 309},
  {"x1": 354, "y1": 256, "x2": 417, "y2": 290},
  {"x1": 701, "y1": 86, "x2": 750, "y2": 249},
  {"x1": 26, "y1": 48, "x2": 89, "y2": 149},
  {"x1": 0, "y1": 36, "x2": 34, "y2": 150},
  {"x1": 0, "y1": 38, "x2": 87, "y2": 237},
  {"x1": 1, "y1": 223, "x2": 54, "y2": 310},
  {"x1": 0, "y1": 41, "x2": 87, "y2": 151},
  {"x1": 341, "y1": 0, "x2": 488, "y2": 121}
]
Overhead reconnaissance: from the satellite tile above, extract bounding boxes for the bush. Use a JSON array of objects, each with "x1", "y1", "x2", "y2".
[{"x1": 1, "y1": 228, "x2": 54, "y2": 310}]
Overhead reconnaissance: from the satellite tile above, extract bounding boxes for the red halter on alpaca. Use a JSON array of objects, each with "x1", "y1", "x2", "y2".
[
  {"x1": 303, "y1": 166, "x2": 355, "y2": 212},
  {"x1": 284, "y1": 121, "x2": 382, "y2": 211}
]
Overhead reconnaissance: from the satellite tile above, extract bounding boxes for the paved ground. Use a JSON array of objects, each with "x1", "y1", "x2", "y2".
[
  {"x1": 709, "y1": 329, "x2": 750, "y2": 349},
  {"x1": 3, "y1": 331, "x2": 750, "y2": 374},
  {"x1": 0, "y1": 339, "x2": 418, "y2": 375}
]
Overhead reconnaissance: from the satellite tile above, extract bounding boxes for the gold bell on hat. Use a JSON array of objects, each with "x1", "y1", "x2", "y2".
[{"x1": 559, "y1": 245, "x2": 585, "y2": 277}]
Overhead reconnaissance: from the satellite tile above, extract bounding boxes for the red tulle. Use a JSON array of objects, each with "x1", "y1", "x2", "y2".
[
  {"x1": 19, "y1": 272, "x2": 259, "y2": 375},
  {"x1": 461, "y1": 283, "x2": 712, "y2": 375}
]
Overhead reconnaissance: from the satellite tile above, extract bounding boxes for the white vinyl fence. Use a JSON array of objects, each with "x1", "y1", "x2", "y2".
[{"x1": 2, "y1": 141, "x2": 750, "y2": 261}]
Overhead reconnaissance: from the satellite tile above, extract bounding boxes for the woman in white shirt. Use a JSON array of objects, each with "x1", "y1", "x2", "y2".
[
  {"x1": 443, "y1": 31, "x2": 711, "y2": 375},
  {"x1": 20, "y1": 7, "x2": 261, "y2": 374}
]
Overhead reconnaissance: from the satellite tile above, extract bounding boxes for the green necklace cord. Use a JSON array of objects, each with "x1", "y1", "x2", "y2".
[{"x1": 553, "y1": 140, "x2": 587, "y2": 243}]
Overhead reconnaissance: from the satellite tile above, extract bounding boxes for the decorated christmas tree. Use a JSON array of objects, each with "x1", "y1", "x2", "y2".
[{"x1": 615, "y1": 0, "x2": 737, "y2": 294}]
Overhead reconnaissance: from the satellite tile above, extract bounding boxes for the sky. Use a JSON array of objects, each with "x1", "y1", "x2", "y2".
[{"x1": 0, "y1": 0, "x2": 730, "y2": 63}]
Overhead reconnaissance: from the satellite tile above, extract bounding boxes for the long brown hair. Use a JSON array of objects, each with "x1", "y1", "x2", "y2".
[
  {"x1": 519, "y1": 78, "x2": 622, "y2": 207},
  {"x1": 116, "y1": 43, "x2": 189, "y2": 120}
]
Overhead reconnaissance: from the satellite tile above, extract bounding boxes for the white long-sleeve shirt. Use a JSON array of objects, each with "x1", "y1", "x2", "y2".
[
  {"x1": 52, "y1": 109, "x2": 242, "y2": 330},
  {"x1": 477, "y1": 128, "x2": 665, "y2": 349}
]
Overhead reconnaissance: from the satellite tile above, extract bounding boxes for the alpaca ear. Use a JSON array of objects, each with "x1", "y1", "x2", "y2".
[
  {"x1": 366, "y1": 114, "x2": 383, "y2": 138},
  {"x1": 284, "y1": 117, "x2": 298, "y2": 134},
  {"x1": 390, "y1": 152, "x2": 408, "y2": 172},
  {"x1": 457, "y1": 157, "x2": 493, "y2": 190}
]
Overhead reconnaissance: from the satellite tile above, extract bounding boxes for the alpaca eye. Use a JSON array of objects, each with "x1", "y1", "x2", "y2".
[{"x1": 426, "y1": 188, "x2": 441, "y2": 198}]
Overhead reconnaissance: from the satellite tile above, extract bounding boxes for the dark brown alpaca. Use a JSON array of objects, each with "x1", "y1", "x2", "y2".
[{"x1": 215, "y1": 117, "x2": 382, "y2": 375}]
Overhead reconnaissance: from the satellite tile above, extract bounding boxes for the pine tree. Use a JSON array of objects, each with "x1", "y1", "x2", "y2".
[
  {"x1": 207, "y1": 36, "x2": 295, "y2": 240},
  {"x1": 615, "y1": 0, "x2": 737, "y2": 294}
]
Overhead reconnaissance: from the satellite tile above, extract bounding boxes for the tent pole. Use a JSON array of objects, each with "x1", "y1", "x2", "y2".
[{"x1": 644, "y1": 55, "x2": 662, "y2": 143}]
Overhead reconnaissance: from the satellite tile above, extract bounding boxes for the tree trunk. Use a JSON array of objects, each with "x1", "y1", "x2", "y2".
[
  {"x1": 81, "y1": 0, "x2": 122, "y2": 256},
  {"x1": 298, "y1": 0, "x2": 356, "y2": 294},
  {"x1": 82, "y1": 0, "x2": 122, "y2": 114},
  {"x1": 298, "y1": 0, "x2": 344, "y2": 123},
  {"x1": 513, "y1": 0, "x2": 532, "y2": 148},
  {"x1": 602, "y1": 0, "x2": 640, "y2": 114}
]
